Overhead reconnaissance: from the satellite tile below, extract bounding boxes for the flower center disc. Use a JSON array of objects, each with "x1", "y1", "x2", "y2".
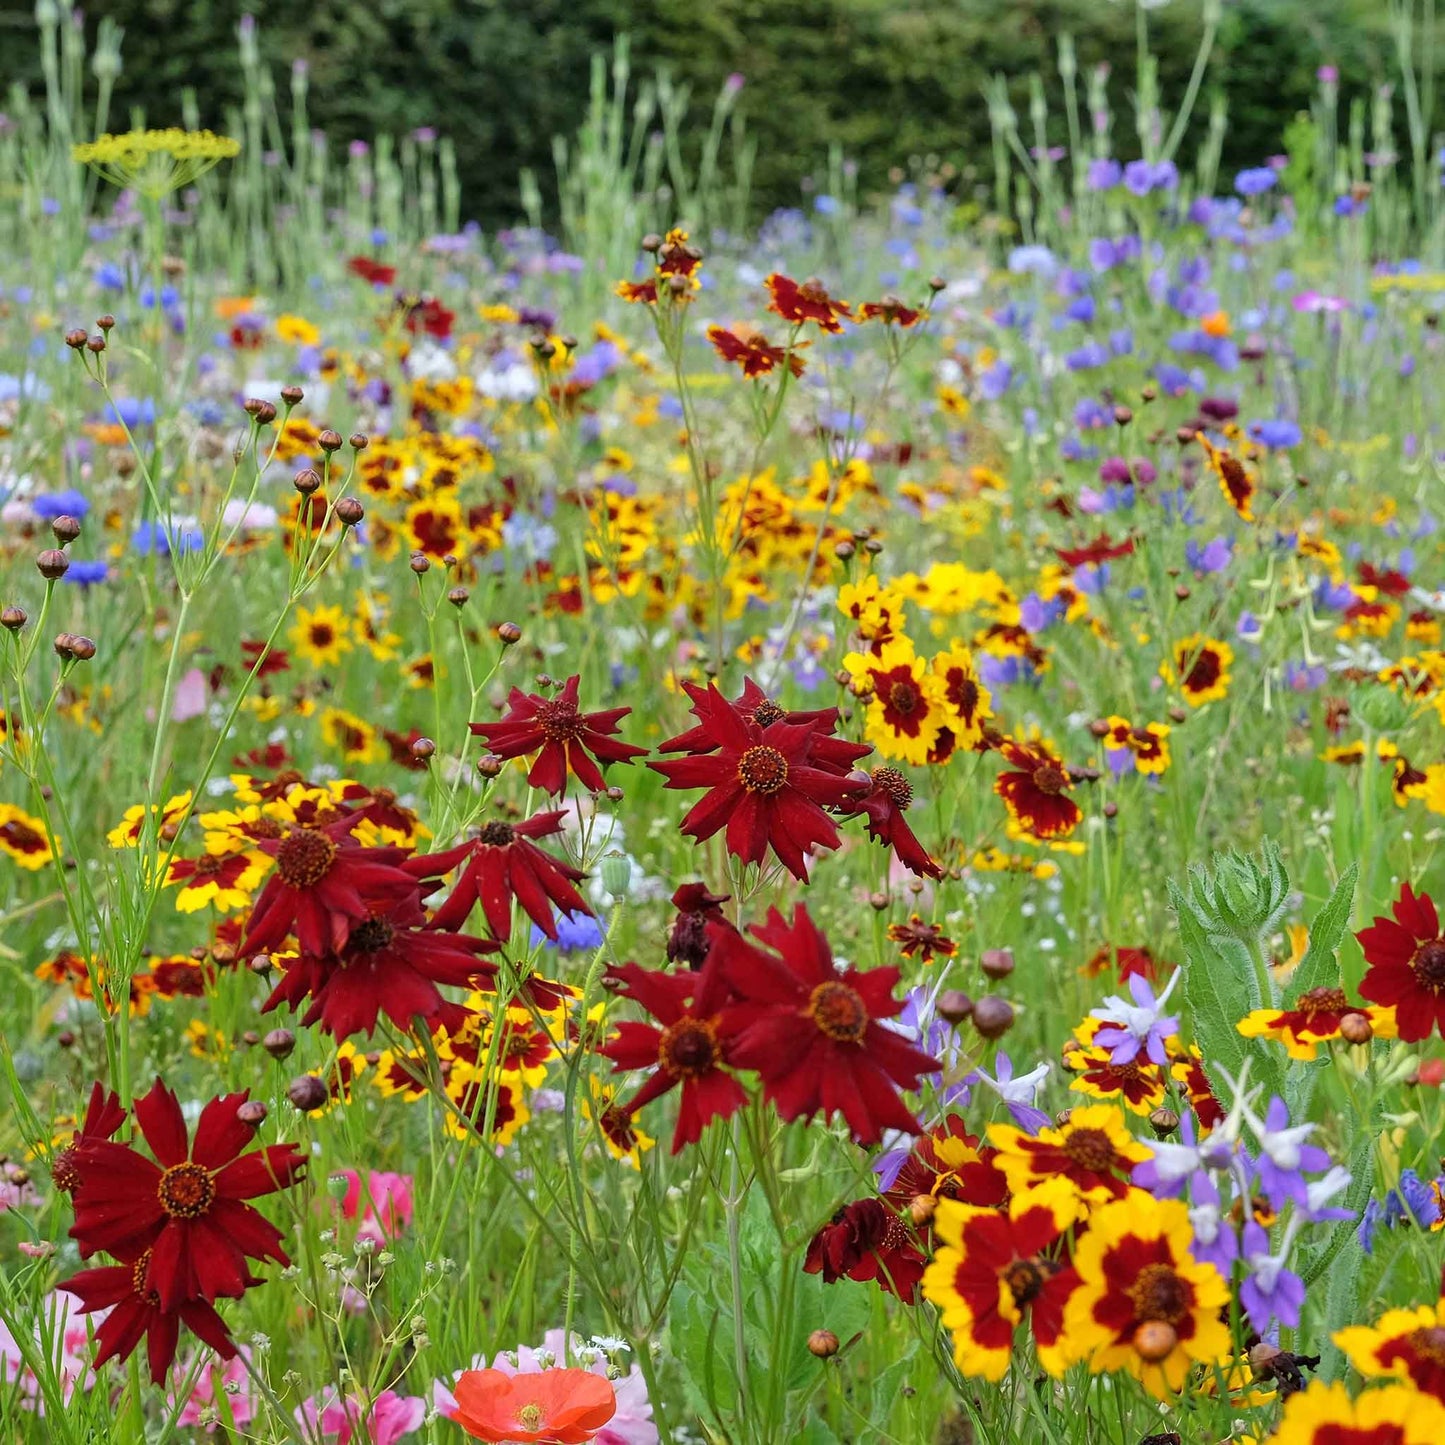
[
  {"x1": 1128, "y1": 1262, "x2": 1190, "y2": 1325},
  {"x1": 130, "y1": 1249, "x2": 161, "y2": 1306},
  {"x1": 887, "y1": 681, "x2": 919, "y2": 715},
  {"x1": 1407, "y1": 1325, "x2": 1445, "y2": 1366},
  {"x1": 750, "y1": 699, "x2": 787, "y2": 727},
  {"x1": 872, "y1": 767, "x2": 912, "y2": 808},
  {"x1": 659, "y1": 1018, "x2": 719, "y2": 1077},
  {"x1": 1062, "y1": 1127, "x2": 1116, "y2": 1172},
  {"x1": 1412, "y1": 940, "x2": 1445, "y2": 991},
  {"x1": 808, "y1": 980, "x2": 869, "y2": 1043},
  {"x1": 1297, "y1": 985, "x2": 1348, "y2": 1015},
  {"x1": 349, "y1": 916, "x2": 396, "y2": 953},
  {"x1": 1033, "y1": 764, "x2": 1067, "y2": 795},
  {"x1": 536, "y1": 698, "x2": 582, "y2": 743},
  {"x1": 1003, "y1": 1258, "x2": 1045, "y2": 1306},
  {"x1": 478, "y1": 820, "x2": 516, "y2": 846},
  {"x1": 737, "y1": 745, "x2": 789, "y2": 796},
  {"x1": 274, "y1": 827, "x2": 338, "y2": 888},
  {"x1": 158, "y1": 1161, "x2": 216, "y2": 1219}
]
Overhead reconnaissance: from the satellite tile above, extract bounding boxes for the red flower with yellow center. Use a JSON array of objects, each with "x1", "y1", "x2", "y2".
[
  {"x1": 845, "y1": 766, "x2": 942, "y2": 880},
  {"x1": 66, "y1": 1080, "x2": 305, "y2": 1310},
  {"x1": 1081, "y1": 944, "x2": 1160, "y2": 981},
  {"x1": 1358, "y1": 883, "x2": 1445, "y2": 1042},
  {"x1": 1200, "y1": 434, "x2": 1257, "y2": 521},
  {"x1": 857, "y1": 296, "x2": 923, "y2": 327},
  {"x1": 1239, "y1": 985, "x2": 1396, "y2": 1060},
  {"x1": 887, "y1": 914, "x2": 956, "y2": 963},
  {"x1": 882, "y1": 1117, "x2": 1009, "y2": 1216},
  {"x1": 1337, "y1": 1297, "x2": 1445, "y2": 1403},
  {"x1": 1062, "y1": 1193, "x2": 1231, "y2": 1396},
  {"x1": 601, "y1": 953, "x2": 747, "y2": 1153},
  {"x1": 706, "y1": 324, "x2": 806, "y2": 378},
  {"x1": 470, "y1": 674, "x2": 647, "y2": 797},
  {"x1": 845, "y1": 640, "x2": 948, "y2": 766},
  {"x1": 994, "y1": 740, "x2": 1083, "y2": 840},
  {"x1": 1162, "y1": 634, "x2": 1233, "y2": 707},
  {"x1": 1171, "y1": 1047, "x2": 1225, "y2": 1132},
  {"x1": 988, "y1": 1103, "x2": 1151, "y2": 1204},
  {"x1": 922, "y1": 1177, "x2": 1080, "y2": 1381},
  {"x1": 50, "y1": 1082, "x2": 125, "y2": 1194},
  {"x1": 765, "y1": 272, "x2": 851, "y2": 332},
  {"x1": 714, "y1": 905, "x2": 940, "y2": 1145},
  {"x1": 166, "y1": 847, "x2": 269, "y2": 914}
]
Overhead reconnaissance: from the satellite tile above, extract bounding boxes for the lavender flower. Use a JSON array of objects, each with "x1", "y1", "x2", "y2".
[{"x1": 1089, "y1": 970, "x2": 1181, "y2": 1066}]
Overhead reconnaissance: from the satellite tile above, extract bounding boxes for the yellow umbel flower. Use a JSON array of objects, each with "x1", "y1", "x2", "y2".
[{"x1": 73, "y1": 128, "x2": 240, "y2": 198}]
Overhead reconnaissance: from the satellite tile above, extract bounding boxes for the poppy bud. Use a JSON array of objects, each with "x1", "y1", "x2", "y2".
[
  {"x1": 600, "y1": 850, "x2": 633, "y2": 899},
  {"x1": 287, "y1": 1075, "x2": 329, "y2": 1111},
  {"x1": 335, "y1": 497, "x2": 365, "y2": 527},
  {"x1": 1339, "y1": 1012, "x2": 1373, "y2": 1045},
  {"x1": 294, "y1": 469, "x2": 321, "y2": 495},
  {"x1": 971, "y1": 995, "x2": 1014, "y2": 1039},
  {"x1": 409, "y1": 553, "x2": 430, "y2": 574},
  {"x1": 318, "y1": 429, "x2": 343, "y2": 452},
  {"x1": 64, "y1": 328, "x2": 88, "y2": 349},
  {"x1": 51, "y1": 516, "x2": 82, "y2": 545},
  {"x1": 263, "y1": 1028, "x2": 296, "y2": 1059},
  {"x1": 1, "y1": 607, "x2": 25, "y2": 631},
  {"x1": 36, "y1": 549, "x2": 68, "y2": 579},
  {"x1": 807, "y1": 1330, "x2": 840, "y2": 1359},
  {"x1": 236, "y1": 1100, "x2": 268, "y2": 1127},
  {"x1": 349, "y1": 432, "x2": 369, "y2": 451},
  {"x1": 410, "y1": 737, "x2": 436, "y2": 761},
  {"x1": 980, "y1": 947, "x2": 1014, "y2": 980},
  {"x1": 476, "y1": 754, "x2": 504, "y2": 778},
  {"x1": 96, "y1": 314, "x2": 116, "y2": 331},
  {"x1": 1149, "y1": 1107, "x2": 1180, "y2": 1138},
  {"x1": 280, "y1": 385, "x2": 304, "y2": 406},
  {"x1": 447, "y1": 586, "x2": 469, "y2": 608},
  {"x1": 1133, "y1": 1321, "x2": 1178, "y2": 1362},
  {"x1": 497, "y1": 622, "x2": 522, "y2": 645},
  {"x1": 937, "y1": 989, "x2": 973, "y2": 1024}
]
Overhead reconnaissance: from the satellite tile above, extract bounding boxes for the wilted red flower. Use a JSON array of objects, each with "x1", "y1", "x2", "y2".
[
  {"x1": 994, "y1": 741, "x2": 1083, "y2": 840},
  {"x1": 243, "y1": 819, "x2": 418, "y2": 957},
  {"x1": 469, "y1": 674, "x2": 647, "y2": 796},
  {"x1": 845, "y1": 766, "x2": 942, "y2": 879},
  {"x1": 50, "y1": 1082, "x2": 125, "y2": 1194},
  {"x1": 650, "y1": 686, "x2": 859, "y2": 881},
  {"x1": 348, "y1": 256, "x2": 397, "y2": 286},
  {"x1": 60, "y1": 1248, "x2": 242, "y2": 1384},
  {"x1": 1054, "y1": 533, "x2": 1135, "y2": 568},
  {"x1": 765, "y1": 273, "x2": 851, "y2": 333},
  {"x1": 805, "y1": 1197, "x2": 926, "y2": 1298},
  {"x1": 68, "y1": 1081, "x2": 305, "y2": 1309},
  {"x1": 716, "y1": 905, "x2": 940, "y2": 1144},
  {"x1": 706, "y1": 324, "x2": 806, "y2": 378},
  {"x1": 666, "y1": 882, "x2": 731, "y2": 968},
  {"x1": 418, "y1": 811, "x2": 591, "y2": 941},
  {"x1": 1358, "y1": 882, "x2": 1445, "y2": 1042},
  {"x1": 601, "y1": 954, "x2": 748, "y2": 1152},
  {"x1": 262, "y1": 892, "x2": 497, "y2": 1039}
]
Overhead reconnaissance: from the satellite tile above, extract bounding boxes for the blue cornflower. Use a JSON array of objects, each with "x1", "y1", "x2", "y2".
[
  {"x1": 132, "y1": 520, "x2": 204, "y2": 556},
  {"x1": 1235, "y1": 167, "x2": 1278, "y2": 196},
  {"x1": 31, "y1": 489, "x2": 89, "y2": 521},
  {"x1": 60, "y1": 560, "x2": 108, "y2": 586},
  {"x1": 1249, "y1": 418, "x2": 1303, "y2": 449}
]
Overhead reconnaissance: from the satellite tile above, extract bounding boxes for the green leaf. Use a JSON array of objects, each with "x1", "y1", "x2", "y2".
[{"x1": 1283, "y1": 863, "x2": 1360, "y2": 1004}]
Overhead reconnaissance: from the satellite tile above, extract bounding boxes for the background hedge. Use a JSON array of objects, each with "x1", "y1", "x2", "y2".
[{"x1": 0, "y1": 0, "x2": 1426, "y2": 224}]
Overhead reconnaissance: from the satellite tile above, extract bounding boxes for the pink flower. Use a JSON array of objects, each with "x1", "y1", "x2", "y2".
[
  {"x1": 434, "y1": 1332, "x2": 656, "y2": 1445},
  {"x1": 1292, "y1": 290, "x2": 1348, "y2": 314},
  {"x1": 337, "y1": 1169, "x2": 415, "y2": 1243},
  {"x1": 298, "y1": 1389, "x2": 426, "y2": 1445},
  {"x1": 170, "y1": 667, "x2": 210, "y2": 723},
  {"x1": 173, "y1": 1352, "x2": 256, "y2": 1433}
]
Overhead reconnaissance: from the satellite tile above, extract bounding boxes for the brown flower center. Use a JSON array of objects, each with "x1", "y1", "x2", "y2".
[
  {"x1": 808, "y1": 980, "x2": 869, "y2": 1043},
  {"x1": 1183, "y1": 650, "x2": 1221, "y2": 691},
  {"x1": 479, "y1": 820, "x2": 516, "y2": 846},
  {"x1": 955, "y1": 677, "x2": 980, "y2": 716},
  {"x1": 1127, "y1": 1262, "x2": 1191, "y2": 1325},
  {"x1": 1033, "y1": 764, "x2": 1067, "y2": 795},
  {"x1": 1406, "y1": 1326, "x2": 1445, "y2": 1366},
  {"x1": 658, "y1": 1018, "x2": 719, "y2": 1078},
  {"x1": 535, "y1": 698, "x2": 583, "y2": 743},
  {"x1": 737, "y1": 745, "x2": 789, "y2": 795},
  {"x1": 348, "y1": 916, "x2": 396, "y2": 953},
  {"x1": 1412, "y1": 939, "x2": 1445, "y2": 992},
  {"x1": 886, "y1": 680, "x2": 920, "y2": 715},
  {"x1": 157, "y1": 1161, "x2": 215, "y2": 1219},
  {"x1": 1297, "y1": 986, "x2": 1348, "y2": 1015},
  {"x1": 1003, "y1": 1258, "x2": 1045, "y2": 1307},
  {"x1": 799, "y1": 278, "x2": 829, "y2": 305},
  {"x1": 274, "y1": 827, "x2": 337, "y2": 888},
  {"x1": 872, "y1": 766, "x2": 912, "y2": 808},
  {"x1": 1062, "y1": 1127, "x2": 1116, "y2": 1173},
  {"x1": 0, "y1": 820, "x2": 44, "y2": 851},
  {"x1": 750, "y1": 699, "x2": 787, "y2": 727},
  {"x1": 51, "y1": 1145, "x2": 80, "y2": 1193}
]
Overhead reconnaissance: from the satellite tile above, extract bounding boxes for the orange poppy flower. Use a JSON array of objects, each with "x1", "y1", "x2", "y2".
[{"x1": 451, "y1": 1368, "x2": 616, "y2": 1443}]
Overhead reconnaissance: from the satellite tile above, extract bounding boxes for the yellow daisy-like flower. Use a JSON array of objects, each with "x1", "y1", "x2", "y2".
[
  {"x1": 184, "y1": 1019, "x2": 231, "y2": 1060},
  {"x1": 1265, "y1": 1379, "x2": 1445, "y2": 1443},
  {"x1": 290, "y1": 604, "x2": 353, "y2": 668},
  {"x1": 320, "y1": 707, "x2": 381, "y2": 765},
  {"x1": 987, "y1": 1103, "x2": 1152, "y2": 1206},
  {"x1": 1062, "y1": 1191, "x2": 1230, "y2": 1397},
  {"x1": 1199, "y1": 433, "x2": 1257, "y2": 522},
  {"x1": 1237, "y1": 988, "x2": 1397, "y2": 1061},
  {"x1": 486, "y1": 1007, "x2": 559, "y2": 1089},
  {"x1": 583, "y1": 1077, "x2": 655, "y2": 1167},
  {"x1": 0, "y1": 804, "x2": 57, "y2": 870},
  {"x1": 274, "y1": 313, "x2": 321, "y2": 346},
  {"x1": 165, "y1": 846, "x2": 270, "y2": 914},
  {"x1": 930, "y1": 643, "x2": 992, "y2": 751},
  {"x1": 1160, "y1": 633, "x2": 1233, "y2": 707},
  {"x1": 106, "y1": 791, "x2": 192, "y2": 849},
  {"x1": 1335, "y1": 1296, "x2": 1445, "y2": 1402},
  {"x1": 844, "y1": 638, "x2": 949, "y2": 766},
  {"x1": 444, "y1": 1063, "x2": 530, "y2": 1146}
]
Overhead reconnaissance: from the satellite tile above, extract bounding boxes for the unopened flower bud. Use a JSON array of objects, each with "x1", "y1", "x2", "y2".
[
  {"x1": 937, "y1": 989, "x2": 973, "y2": 1024},
  {"x1": 497, "y1": 621, "x2": 522, "y2": 645},
  {"x1": 409, "y1": 553, "x2": 430, "y2": 574},
  {"x1": 50, "y1": 516, "x2": 81, "y2": 545},
  {"x1": 287, "y1": 1075, "x2": 329, "y2": 1111},
  {"x1": 335, "y1": 497, "x2": 365, "y2": 527},
  {"x1": 447, "y1": 586, "x2": 470, "y2": 608},
  {"x1": 1339, "y1": 1012, "x2": 1373, "y2": 1045},
  {"x1": 908, "y1": 1194, "x2": 937, "y2": 1226},
  {"x1": 980, "y1": 947, "x2": 1014, "y2": 980},
  {"x1": 807, "y1": 1330, "x2": 840, "y2": 1359},
  {"x1": 476, "y1": 754, "x2": 504, "y2": 778},
  {"x1": 280, "y1": 385, "x2": 304, "y2": 406},
  {"x1": 249, "y1": 953, "x2": 272, "y2": 975},
  {"x1": 640, "y1": 233, "x2": 663, "y2": 253},
  {"x1": 1113, "y1": 405, "x2": 1133, "y2": 426},
  {"x1": 64, "y1": 328, "x2": 88, "y2": 349},
  {"x1": 36, "y1": 549, "x2": 68, "y2": 579},
  {"x1": 1088, "y1": 718, "x2": 1112, "y2": 738},
  {"x1": 96, "y1": 314, "x2": 116, "y2": 332},
  {"x1": 86, "y1": 334, "x2": 106, "y2": 353},
  {"x1": 318, "y1": 429, "x2": 343, "y2": 452},
  {"x1": 1, "y1": 607, "x2": 25, "y2": 631},
  {"x1": 1148, "y1": 1107, "x2": 1180, "y2": 1138},
  {"x1": 294, "y1": 468, "x2": 321, "y2": 495},
  {"x1": 971, "y1": 995, "x2": 1015, "y2": 1039},
  {"x1": 868, "y1": 892, "x2": 890, "y2": 912},
  {"x1": 349, "y1": 432, "x2": 369, "y2": 451},
  {"x1": 236, "y1": 1100, "x2": 267, "y2": 1127},
  {"x1": 410, "y1": 737, "x2": 436, "y2": 761},
  {"x1": 263, "y1": 1028, "x2": 296, "y2": 1059},
  {"x1": 1133, "y1": 1321, "x2": 1178, "y2": 1362},
  {"x1": 834, "y1": 539, "x2": 855, "y2": 561}
]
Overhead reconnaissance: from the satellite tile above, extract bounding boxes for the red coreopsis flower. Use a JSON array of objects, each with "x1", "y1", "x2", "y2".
[
  {"x1": 650, "y1": 686, "x2": 860, "y2": 881},
  {"x1": 417, "y1": 811, "x2": 592, "y2": 941},
  {"x1": 400, "y1": 294, "x2": 455, "y2": 339},
  {"x1": 1359, "y1": 561, "x2": 1413, "y2": 597},
  {"x1": 706, "y1": 324, "x2": 807, "y2": 378},
  {"x1": 857, "y1": 297, "x2": 923, "y2": 327},
  {"x1": 765, "y1": 273, "x2": 851, "y2": 333},
  {"x1": 469, "y1": 674, "x2": 647, "y2": 796},
  {"x1": 51, "y1": 1082, "x2": 125, "y2": 1194},
  {"x1": 883, "y1": 1116, "x2": 1010, "y2": 1216},
  {"x1": 1055, "y1": 533, "x2": 1135, "y2": 568},
  {"x1": 601, "y1": 955, "x2": 748, "y2": 1153},
  {"x1": 262, "y1": 892, "x2": 498, "y2": 1039},
  {"x1": 666, "y1": 882, "x2": 731, "y2": 968},
  {"x1": 61, "y1": 1248, "x2": 243, "y2": 1384},
  {"x1": 1358, "y1": 883, "x2": 1445, "y2": 1041},
  {"x1": 242, "y1": 819, "x2": 418, "y2": 958},
  {"x1": 804, "y1": 1197, "x2": 926, "y2": 1298},
  {"x1": 68, "y1": 1081, "x2": 305, "y2": 1309},
  {"x1": 1082, "y1": 944, "x2": 1161, "y2": 982},
  {"x1": 887, "y1": 915, "x2": 956, "y2": 964},
  {"x1": 845, "y1": 766, "x2": 942, "y2": 879},
  {"x1": 615, "y1": 279, "x2": 658, "y2": 305},
  {"x1": 348, "y1": 256, "x2": 396, "y2": 286},
  {"x1": 715, "y1": 906, "x2": 940, "y2": 1144},
  {"x1": 994, "y1": 741, "x2": 1083, "y2": 840}
]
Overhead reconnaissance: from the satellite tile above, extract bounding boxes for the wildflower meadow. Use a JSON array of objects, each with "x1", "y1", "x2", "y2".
[{"x1": 7, "y1": 5, "x2": 1445, "y2": 1443}]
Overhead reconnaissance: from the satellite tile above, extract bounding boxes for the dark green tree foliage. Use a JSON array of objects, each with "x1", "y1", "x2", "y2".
[{"x1": 0, "y1": 0, "x2": 1421, "y2": 223}]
